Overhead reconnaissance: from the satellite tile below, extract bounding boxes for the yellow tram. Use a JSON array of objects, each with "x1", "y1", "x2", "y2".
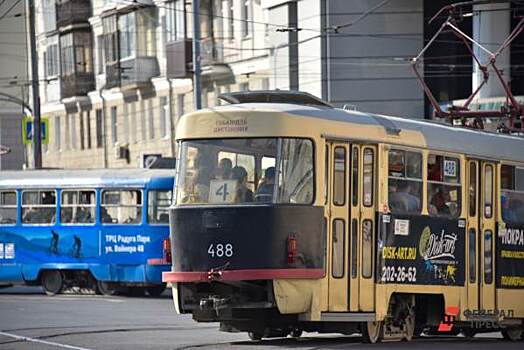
[{"x1": 163, "y1": 91, "x2": 524, "y2": 342}]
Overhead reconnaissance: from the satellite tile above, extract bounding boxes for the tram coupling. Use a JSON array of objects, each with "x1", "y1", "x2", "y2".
[{"x1": 199, "y1": 295, "x2": 230, "y2": 313}]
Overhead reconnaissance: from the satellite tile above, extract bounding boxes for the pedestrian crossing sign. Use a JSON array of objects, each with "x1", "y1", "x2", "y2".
[{"x1": 22, "y1": 116, "x2": 49, "y2": 145}]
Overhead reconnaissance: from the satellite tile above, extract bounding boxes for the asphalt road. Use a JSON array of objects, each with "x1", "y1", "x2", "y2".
[{"x1": 0, "y1": 286, "x2": 522, "y2": 350}]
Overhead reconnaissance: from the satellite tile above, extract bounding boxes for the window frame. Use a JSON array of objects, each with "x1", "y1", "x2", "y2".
[
  {"x1": 147, "y1": 189, "x2": 172, "y2": 225},
  {"x1": 60, "y1": 189, "x2": 97, "y2": 226},
  {"x1": 100, "y1": 188, "x2": 144, "y2": 226},
  {"x1": 427, "y1": 153, "x2": 462, "y2": 219},
  {"x1": 362, "y1": 147, "x2": 374, "y2": 208},
  {"x1": 484, "y1": 164, "x2": 494, "y2": 219},
  {"x1": 387, "y1": 148, "x2": 423, "y2": 215},
  {"x1": 333, "y1": 146, "x2": 346, "y2": 206},
  {"x1": 0, "y1": 190, "x2": 18, "y2": 226},
  {"x1": 21, "y1": 189, "x2": 57, "y2": 226},
  {"x1": 501, "y1": 163, "x2": 524, "y2": 224}
]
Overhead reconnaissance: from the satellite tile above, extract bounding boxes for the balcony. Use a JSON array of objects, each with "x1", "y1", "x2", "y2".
[
  {"x1": 60, "y1": 73, "x2": 95, "y2": 99},
  {"x1": 56, "y1": 0, "x2": 92, "y2": 28},
  {"x1": 166, "y1": 39, "x2": 192, "y2": 79},
  {"x1": 105, "y1": 58, "x2": 160, "y2": 90}
]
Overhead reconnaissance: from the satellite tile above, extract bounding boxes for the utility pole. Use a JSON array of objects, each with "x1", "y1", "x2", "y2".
[
  {"x1": 27, "y1": 0, "x2": 42, "y2": 168},
  {"x1": 192, "y1": 0, "x2": 202, "y2": 110}
]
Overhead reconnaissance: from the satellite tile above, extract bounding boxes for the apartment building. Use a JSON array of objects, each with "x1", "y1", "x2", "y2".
[{"x1": 36, "y1": 0, "x2": 270, "y2": 169}]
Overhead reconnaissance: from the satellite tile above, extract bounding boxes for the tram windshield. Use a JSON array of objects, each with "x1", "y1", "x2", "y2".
[{"x1": 176, "y1": 138, "x2": 314, "y2": 205}]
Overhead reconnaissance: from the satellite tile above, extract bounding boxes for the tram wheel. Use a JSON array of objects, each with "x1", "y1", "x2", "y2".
[
  {"x1": 461, "y1": 328, "x2": 477, "y2": 339},
  {"x1": 362, "y1": 321, "x2": 383, "y2": 343},
  {"x1": 290, "y1": 328, "x2": 303, "y2": 338},
  {"x1": 41, "y1": 270, "x2": 64, "y2": 296},
  {"x1": 502, "y1": 327, "x2": 523, "y2": 341},
  {"x1": 248, "y1": 331, "x2": 263, "y2": 341},
  {"x1": 96, "y1": 280, "x2": 116, "y2": 296},
  {"x1": 146, "y1": 285, "x2": 166, "y2": 297}
]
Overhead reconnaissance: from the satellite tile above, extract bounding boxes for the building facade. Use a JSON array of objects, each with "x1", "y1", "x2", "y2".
[
  {"x1": 0, "y1": 0, "x2": 27, "y2": 170},
  {"x1": 34, "y1": 0, "x2": 522, "y2": 169}
]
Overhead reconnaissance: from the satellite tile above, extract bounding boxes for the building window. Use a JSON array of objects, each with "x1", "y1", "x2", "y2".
[
  {"x1": 96, "y1": 35, "x2": 104, "y2": 74},
  {"x1": 239, "y1": 82, "x2": 249, "y2": 91},
  {"x1": 166, "y1": 0, "x2": 185, "y2": 42},
  {"x1": 130, "y1": 101, "x2": 137, "y2": 143},
  {"x1": 140, "y1": 100, "x2": 147, "y2": 141},
  {"x1": 123, "y1": 103, "x2": 129, "y2": 143},
  {"x1": 54, "y1": 116, "x2": 61, "y2": 151},
  {"x1": 222, "y1": 0, "x2": 234, "y2": 40},
  {"x1": 79, "y1": 112, "x2": 85, "y2": 150},
  {"x1": 159, "y1": 96, "x2": 170, "y2": 138},
  {"x1": 85, "y1": 111, "x2": 92, "y2": 149},
  {"x1": 177, "y1": 94, "x2": 185, "y2": 118},
  {"x1": 241, "y1": 0, "x2": 251, "y2": 37},
  {"x1": 119, "y1": 12, "x2": 136, "y2": 59},
  {"x1": 96, "y1": 109, "x2": 103, "y2": 148},
  {"x1": 60, "y1": 31, "x2": 93, "y2": 76},
  {"x1": 110, "y1": 106, "x2": 118, "y2": 144},
  {"x1": 70, "y1": 114, "x2": 77, "y2": 150},
  {"x1": 103, "y1": 16, "x2": 118, "y2": 63},
  {"x1": 45, "y1": 43, "x2": 59, "y2": 78},
  {"x1": 148, "y1": 99, "x2": 155, "y2": 140},
  {"x1": 43, "y1": 0, "x2": 56, "y2": 33}
]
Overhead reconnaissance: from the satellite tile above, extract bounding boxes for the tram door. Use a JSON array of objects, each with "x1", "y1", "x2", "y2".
[
  {"x1": 327, "y1": 142, "x2": 376, "y2": 312},
  {"x1": 466, "y1": 160, "x2": 479, "y2": 312},
  {"x1": 479, "y1": 161, "x2": 497, "y2": 311},
  {"x1": 327, "y1": 142, "x2": 350, "y2": 311}
]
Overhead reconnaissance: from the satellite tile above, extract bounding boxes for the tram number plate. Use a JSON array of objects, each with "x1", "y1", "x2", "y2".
[
  {"x1": 207, "y1": 243, "x2": 234, "y2": 258},
  {"x1": 381, "y1": 266, "x2": 417, "y2": 283}
]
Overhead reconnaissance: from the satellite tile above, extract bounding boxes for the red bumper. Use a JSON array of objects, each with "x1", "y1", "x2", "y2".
[{"x1": 163, "y1": 268, "x2": 325, "y2": 283}]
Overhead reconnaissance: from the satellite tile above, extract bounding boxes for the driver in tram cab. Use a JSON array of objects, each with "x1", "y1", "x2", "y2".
[{"x1": 231, "y1": 166, "x2": 254, "y2": 203}]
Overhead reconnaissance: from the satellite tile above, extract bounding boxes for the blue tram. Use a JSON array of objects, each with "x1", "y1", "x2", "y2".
[{"x1": 0, "y1": 169, "x2": 174, "y2": 296}]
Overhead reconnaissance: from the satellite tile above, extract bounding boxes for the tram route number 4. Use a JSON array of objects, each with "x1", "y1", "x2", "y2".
[{"x1": 208, "y1": 243, "x2": 234, "y2": 258}]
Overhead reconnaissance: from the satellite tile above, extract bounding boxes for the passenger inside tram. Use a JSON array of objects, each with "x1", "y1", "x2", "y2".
[
  {"x1": 231, "y1": 166, "x2": 254, "y2": 203},
  {"x1": 255, "y1": 167, "x2": 275, "y2": 202}
]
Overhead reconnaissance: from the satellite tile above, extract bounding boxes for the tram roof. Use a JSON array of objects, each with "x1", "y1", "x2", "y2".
[
  {"x1": 0, "y1": 169, "x2": 175, "y2": 189},
  {"x1": 195, "y1": 102, "x2": 524, "y2": 164}
]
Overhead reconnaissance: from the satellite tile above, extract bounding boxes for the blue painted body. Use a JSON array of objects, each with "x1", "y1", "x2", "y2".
[{"x1": 0, "y1": 172, "x2": 174, "y2": 286}]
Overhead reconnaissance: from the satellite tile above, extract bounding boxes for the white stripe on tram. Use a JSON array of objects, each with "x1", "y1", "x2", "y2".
[{"x1": 0, "y1": 331, "x2": 94, "y2": 350}]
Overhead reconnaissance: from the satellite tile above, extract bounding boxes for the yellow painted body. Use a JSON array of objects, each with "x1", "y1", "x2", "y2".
[{"x1": 174, "y1": 105, "x2": 524, "y2": 322}]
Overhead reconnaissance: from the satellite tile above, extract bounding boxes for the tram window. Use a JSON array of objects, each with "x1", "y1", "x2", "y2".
[
  {"x1": 363, "y1": 148, "x2": 374, "y2": 207},
  {"x1": 332, "y1": 219, "x2": 345, "y2": 278},
  {"x1": 469, "y1": 163, "x2": 477, "y2": 217},
  {"x1": 22, "y1": 190, "x2": 56, "y2": 225},
  {"x1": 61, "y1": 190, "x2": 96, "y2": 224},
  {"x1": 469, "y1": 228, "x2": 476, "y2": 283},
  {"x1": 278, "y1": 139, "x2": 314, "y2": 204},
  {"x1": 362, "y1": 219, "x2": 373, "y2": 278},
  {"x1": 101, "y1": 190, "x2": 142, "y2": 224},
  {"x1": 484, "y1": 165, "x2": 493, "y2": 219},
  {"x1": 176, "y1": 138, "x2": 313, "y2": 205},
  {"x1": 427, "y1": 155, "x2": 461, "y2": 218},
  {"x1": 333, "y1": 147, "x2": 346, "y2": 206},
  {"x1": 501, "y1": 165, "x2": 524, "y2": 224},
  {"x1": 388, "y1": 149, "x2": 422, "y2": 214},
  {"x1": 0, "y1": 191, "x2": 17, "y2": 225},
  {"x1": 484, "y1": 230, "x2": 493, "y2": 284},
  {"x1": 351, "y1": 219, "x2": 358, "y2": 278},
  {"x1": 324, "y1": 146, "x2": 329, "y2": 205},
  {"x1": 148, "y1": 190, "x2": 172, "y2": 224},
  {"x1": 352, "y1": 148, "x2": 359, "y2": 206}
]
